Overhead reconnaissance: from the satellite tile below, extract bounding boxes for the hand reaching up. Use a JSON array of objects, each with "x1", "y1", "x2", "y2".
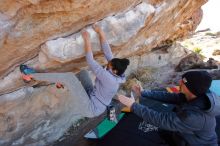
[
  {"x1": 92, "y1": 24, "x2": 106, "y2": 43},
  {"x1": 81, "y1": 29, "x2": 92, "y2": 53},
  {"x1": 82, "y1": 29, "x2": 90, "y2": 41},
  {"x1": 92, "y1": 24, "x2": 102, "y2": 33}
]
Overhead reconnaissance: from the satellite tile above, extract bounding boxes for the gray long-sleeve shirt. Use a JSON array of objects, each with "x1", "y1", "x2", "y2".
[{"x1": 86, "y1": 41, "x2": 126, "y2": 116}]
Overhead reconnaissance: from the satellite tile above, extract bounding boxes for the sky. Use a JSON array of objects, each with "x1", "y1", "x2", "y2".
[{"x1": 196, "y1": 0, "x2": 220, "y2": 32}]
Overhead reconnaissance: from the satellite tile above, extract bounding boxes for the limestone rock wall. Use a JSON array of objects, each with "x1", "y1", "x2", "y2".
[
  {"x1": 40, "y1": 3, "x2": 155, "y2": 63},
  {"x1": 0, "y1": 0, "x2": 207, "y2": 145}
]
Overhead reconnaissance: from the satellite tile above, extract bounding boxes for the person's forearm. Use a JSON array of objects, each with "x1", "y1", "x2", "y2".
[
  {"x1": 140, "y1": 91, "x2": 186, "y2": 105},
  {"x1": 97, "y1": 30, "x2": 114, "y2": 61},
  {"x1": 97, "y1": 30, "x2": 106, "y2": 44},
  {"x1": 84, "y1": 39, "x2": 92, "y2": 53},
  {"x1": 131, "y1": 103, "x2": 203, "y2": 132}
]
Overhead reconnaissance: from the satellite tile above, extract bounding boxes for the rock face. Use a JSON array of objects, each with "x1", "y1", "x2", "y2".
[
  {"x1": 0, "y1": 77, "x2": 93, "y2": 146},
  {"x1": 41, "y1": 3, "x2": 155, "y2": 63},
  {"x1": 175, "y1": 54, "x2": 218, "y2": 71},
  {"x1": 213, "y1": 50, "x2": 220, "y2": 56},
  {"x1": 0, "y1": 0, "x2": 207, "y2": 145},
  {"x1": 121, "y1": 42, "x2": 192, "y2": 91}
]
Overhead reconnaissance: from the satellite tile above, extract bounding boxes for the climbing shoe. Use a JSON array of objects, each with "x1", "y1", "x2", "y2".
[
  {"x1": 21, "y1": 74, "x2": 33, "y2": 82},
  {"x1": 20, "y1": 64, "x2": 35, "y2": 82},
  {"x1": 20, "y1": 64, "x2": 36, "y2": 75}
]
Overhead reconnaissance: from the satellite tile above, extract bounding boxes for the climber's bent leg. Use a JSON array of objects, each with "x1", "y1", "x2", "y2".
[
  {"x1": 76, "y1": 70, "x2": 94, "y2": 95},
  {"x1": 32, "y1": 72, "x2": 74, "y2": 88}
]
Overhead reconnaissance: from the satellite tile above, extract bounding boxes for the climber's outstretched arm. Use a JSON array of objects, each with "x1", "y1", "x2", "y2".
[
  {"x1": 93, "y1": 24, "x2": 113, "y2": 61},
  {"x1": 82, "y1": 30, "x2": 92, "y2": 54},
  {"x1": 82, "y1": 30, "x2": 108, "y2": 81}
]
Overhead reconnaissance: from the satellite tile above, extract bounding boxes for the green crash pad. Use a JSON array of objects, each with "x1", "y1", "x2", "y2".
[{"x1": 84, "y1": 113, "x2": 125, "y2": 139}]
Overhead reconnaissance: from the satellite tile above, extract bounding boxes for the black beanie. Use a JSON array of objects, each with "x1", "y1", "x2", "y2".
[{"x1": 182, "y1": 71, "x2": 212, "y2": 96}]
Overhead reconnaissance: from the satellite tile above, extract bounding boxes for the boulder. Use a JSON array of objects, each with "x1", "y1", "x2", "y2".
[
  {"x1": 213, "y1": 50, "x2": 220, "y2": 56},
  {"x1": 176, "y1": 54, "x2": 218, "y2": 72},
  {"x1": 0, "y1": 0, "x2": 207, "y2": 145},
  {"x1": 0, "y1": 77, "x2": 92, "y2": 146}
]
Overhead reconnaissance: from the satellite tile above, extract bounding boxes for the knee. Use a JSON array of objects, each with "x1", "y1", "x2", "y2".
[
  {"x1": 77, "y1": 70, "x2": 90, "y2": 78},
  {"x1": 79, "y1": 70, "x2": 89, "y2": 76}
]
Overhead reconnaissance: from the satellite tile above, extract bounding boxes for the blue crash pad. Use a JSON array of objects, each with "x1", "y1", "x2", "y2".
[{"x1": 210, "y1": 80, "x2": 220, "y2": 96}]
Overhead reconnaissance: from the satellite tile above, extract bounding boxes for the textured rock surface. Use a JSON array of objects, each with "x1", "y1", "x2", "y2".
[
  {"x1": 40, "y1": 3, "x2": 155, "y2": 63},
  {"x1": 0, "y1": 0, "x2": 206, "y2": 95},
  {"x1": 0, "y1": 0, "x2": 207, "y2": 145},
  {"x1": 213, "y1": 50, "x2": 220, "y2": 56},
  {"x1": 122, "y1": 42, "x2": 192, "y2": 91},
  {"x1": 0, "y1": 78, "x2": 91, "y2": 146},
  {"x1": 181, "y1": 30, "x2": 220, "y2": 62},
  {"x1": 175, "y1": 54, "x2": 218, "y2": 71},
  {"x1": 0, "y1": 0, "x2": 141, "y2": 77}
]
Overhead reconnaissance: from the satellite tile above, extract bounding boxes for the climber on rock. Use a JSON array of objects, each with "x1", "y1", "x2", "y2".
[
  {"x1": 20, "y1": 24, "x2": 130, "y2": 117},
  {"x1": 80, "y1": 24, "x2": 130, "y2": 116}
]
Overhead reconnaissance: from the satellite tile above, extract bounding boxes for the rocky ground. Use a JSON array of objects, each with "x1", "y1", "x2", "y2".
[
  {"x1": 181, "y1": 30, "x2": 220, "y2": 62},
  {"x1": 51, "y1": 29, "x2": 220, "y2": 146}
]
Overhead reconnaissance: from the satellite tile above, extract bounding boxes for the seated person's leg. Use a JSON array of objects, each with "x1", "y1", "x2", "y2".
[{"x1": 159, "y1": 129, "x2": 188, "y2": 146}]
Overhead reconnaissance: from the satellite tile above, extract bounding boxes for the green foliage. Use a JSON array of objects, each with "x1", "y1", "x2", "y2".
[{"x1": 193, "y1": 47, "x2": 202, "y2": 54}]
